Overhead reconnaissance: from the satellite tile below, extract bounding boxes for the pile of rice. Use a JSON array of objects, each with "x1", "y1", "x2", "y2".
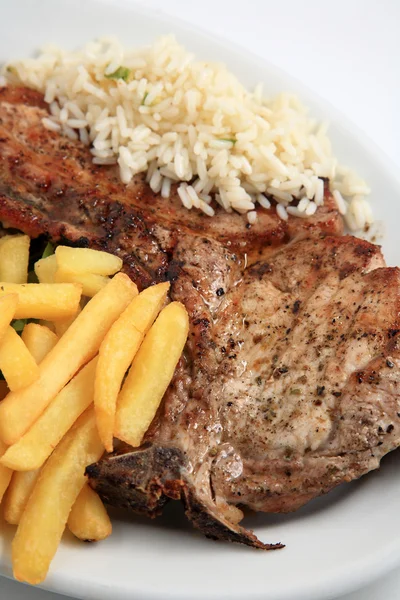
[{"x1": 3, "y1": 36, "x2": 372, "y2": 229}]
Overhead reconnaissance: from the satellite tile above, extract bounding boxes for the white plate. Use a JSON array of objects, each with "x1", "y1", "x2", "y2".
[{"x1": 1, "y1": 1, "x2": 400, "y2": 599}]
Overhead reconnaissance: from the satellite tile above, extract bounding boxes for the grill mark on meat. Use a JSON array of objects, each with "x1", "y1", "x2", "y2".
[{"x1": 2, "y1": 86, "x2": 399, "y2": 550}]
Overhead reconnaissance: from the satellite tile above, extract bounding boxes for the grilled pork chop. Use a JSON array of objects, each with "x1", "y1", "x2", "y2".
[
  {"x1": 1, "y1": 86, "x2": 400, "y2": 549},
  {"x1": 89, "y1": 234, "x2": 400, "y2": 548}
]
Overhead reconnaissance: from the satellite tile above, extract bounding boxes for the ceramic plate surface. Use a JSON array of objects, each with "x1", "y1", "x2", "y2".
[{"x1": 0, "y1": 2, "x2": 400, "y2": 599}]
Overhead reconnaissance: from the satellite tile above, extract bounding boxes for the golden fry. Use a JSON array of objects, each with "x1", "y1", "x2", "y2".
[
  {"x1": 21, "y1": 323, "x2": 58, "y2": 364},
  {"x1": 55, "y1": 246, "x2": 123, "y2": 276},
  {"x1": 54, "y1": 319, "x2": 71, "y2": 338},
  {"x1": 0, "y1": 327, "x2": 39, "y2": 391},
  {"x1": 12, "y1": 408, "x2": 104, "y2": 585},
  {"x1": 3, "y1": 321, "x2": 56, "y2": 523},
  {"x1": 3, "y1": 469, "x2": 40, "y2": 525},
  {"x1": 115, "y1": 301, "x2": 189, "y2": 447},
  {"x1": 0, "y1": 273, "x2": 137, "y2": 445},
  {"x1": 34, "y1": 255, "x2": 57, "y2": 284},
  {"x1": 67, "y1": 484, "x2": 112, "y2": 542},
  {"x1": 0, "y1": 294, "x2": 18, "y2": 340},
  {"x1": 0, "y1": 438, "x2": 13, "y2": 504},
  {"x1": 55, "y1": 267, "x2": 108, "y2": 297},
  {"x1": 0, "y1": 235, "x2": 30, "y2": 284},
  {"x1": 54, "y1": 302, "x2": 82, "y2": 338},
  {"x1": 38, "y1": 321, "x2": 56, "y2": 333},
  {"x1": 1, "y1": 358, "x2": 97, "y2": 471},
  {"x1": 0, "y1": 282, "x2": 81, "y2": 321},
  {"x1": 0, "y1": 235, "x2": 13, "y2": 247},
  {"x1": 95, "y1": 282, "x2": 169, "y2": 452}
]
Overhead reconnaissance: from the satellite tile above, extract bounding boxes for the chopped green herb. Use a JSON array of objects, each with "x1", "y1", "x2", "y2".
[
  {"x1": 141, "y1": 92, "x2": 149, "y2": 106},
  {"x1": 219, "y1": 138, "x2": 236, "y2": 144},
  {"x1": 105, "y1": 66, "x2": 131, "y2": 82},
  {"x1": 11, "y1": 319, "x2": 27, "y2": 333},
  {"x1": 290, "y1": 388, "x2": 301, "y2": 395},
  {"x1": 42, "y1": 242, "x2": 54, "y2": 259}
]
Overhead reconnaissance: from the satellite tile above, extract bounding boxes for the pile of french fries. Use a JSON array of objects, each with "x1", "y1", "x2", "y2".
[{"x1": 0, "y1": 234, "x2": 189, "y2": 585}]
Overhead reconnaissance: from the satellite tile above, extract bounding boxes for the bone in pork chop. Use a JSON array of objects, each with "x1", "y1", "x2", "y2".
[
  {"x1": 89, "y1": 234, "x2": 400, "y2": 548},
  {"x1": 1, "y1": 86, "x2": 400, "y2": 549}
]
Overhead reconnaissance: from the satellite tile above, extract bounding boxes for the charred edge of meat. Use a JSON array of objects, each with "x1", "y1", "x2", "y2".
[
  {"x1": 182, "y1": 487, "x2": 284, "y2": 550},
  {"x1": 87, "y1": 444, "x2": 284, "y2": 550},
  {"x1": 86, "y1": 444, "x2": 185, "y2": 518}
]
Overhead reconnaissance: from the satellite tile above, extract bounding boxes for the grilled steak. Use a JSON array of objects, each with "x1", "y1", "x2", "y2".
[{"x1": 1, "y1": 86, "x2": 400, "y2": 549}]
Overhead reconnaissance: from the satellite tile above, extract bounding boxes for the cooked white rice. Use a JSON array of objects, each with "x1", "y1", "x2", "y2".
[{"x1": 3, "y1": 36, "x2": 372, "y2": 229}]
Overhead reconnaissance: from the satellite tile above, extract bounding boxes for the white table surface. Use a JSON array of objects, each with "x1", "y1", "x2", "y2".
[{"x1": 1, "y1": 0, "x2": 399, "y2": 598}]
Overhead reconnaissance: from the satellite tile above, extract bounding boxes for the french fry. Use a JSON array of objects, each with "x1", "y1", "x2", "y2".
[
  {"x1": 38, "y1": 320, "x2": 56, "y2": 332},
  {"x1": 0, "y1": 235, "x2": 30, "y2": 284},
  {"x1": 0, "y1": 282, "x2": 82, "y2": 321},
  {"x1": 12, "y1": 408, "x2": 104, "y2": 585},
  {"x1": 0, "y1": 273, "x2": 137, "y2": 445},
  {"x1": 54, "y1": 302, "x2": 82, "y2": 338},
  {"x1": 54, "y1": 319, "x2": 72, "y2": 338},
  {"x1": 0, "y1": 439, "x2": 13, "y2": 504},
  {"x1": 95, "y1": 282, "x2": 170, "y2": 452},
  {"x1": 67, "y1": 484, "x2": 112, "y2": 542},
  {"x1": 1, "y1": 358, "x2": 97, "y2": 471},
  {"x1": 34, "y1": 255, "x2": 57, "y2": 284},
  {"x1": 0, "y1": 327, "x2": 40, "y2": 391},
  {"x1": 3, "y1": 321, "x2": 58, "y2": 523},
  {"x1": 21, "y1": 323, "x2": 58, "y2": 364},
  {"x1": 115, "y1": 301, "x2": 189, "y2": 447},
  {"x1": 55, "y1": 267, "x2": 108, "y2": 297},
  {"x1": 55, "y1": 246, "x2": 122, "y2": 276},
  {"x1": 3, "y1": 469, "x2": 40, "y2": 525},
  {"x1": 0, "y1": 294, "x2": 18, "y2": 340},
  {"x1": 0, "y1": 235, "x2": 11, "y2": 247}
]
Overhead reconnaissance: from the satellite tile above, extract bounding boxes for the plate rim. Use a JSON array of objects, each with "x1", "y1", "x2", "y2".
[{"x1": 1, "y1": 1, "x2": 400, "y2": 599}]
